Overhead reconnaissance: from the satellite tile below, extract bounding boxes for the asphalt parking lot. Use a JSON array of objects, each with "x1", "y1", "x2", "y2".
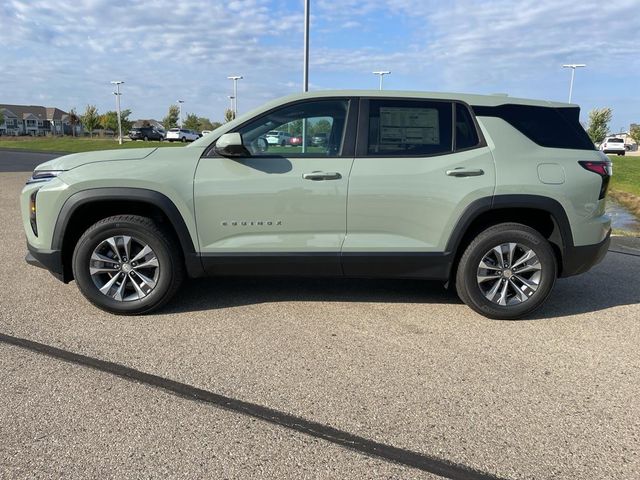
[{"x1": 1, "y1": 167, "x2": 639, "y2": 479}]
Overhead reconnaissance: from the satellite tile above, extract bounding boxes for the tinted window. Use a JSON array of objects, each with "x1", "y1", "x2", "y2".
[
  {"x1": 367, "y1": 100, "x2": 453, "y2": 156},
  {"x1": 237, "y1": 99, "x2": 349, "y2": 157},
  {"x1": 455, "y1": 103, "x2": 480, "y2": 150},
  {"x1": 608, "y1": 138, "x2": 623, "y2": 143},
  {"x1": 472, "y1": 104, "x2": 594, "y2": 150}
]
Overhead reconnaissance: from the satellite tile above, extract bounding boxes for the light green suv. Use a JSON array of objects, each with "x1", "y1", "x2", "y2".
[{"x1": 21, "y1": 91, "x2": 612, "y2": 319}]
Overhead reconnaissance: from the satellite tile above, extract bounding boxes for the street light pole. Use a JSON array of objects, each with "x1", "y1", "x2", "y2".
[
  {"x1": 373, "y1": 71, "x2": 391, "y2": 90},
  {"x1": 562, "y1": 64, "x2": 586, "y2": 103},
  {"x1": 303, "y1": 0, "x2": 309, "y2": 92},
  {"x1": 227, "y1": 76, "x2": 243, "y2": 116},
  {"x1": 228, "y1": 95, "x2": 235, "y2": 112},
  {"x1": 177, "y1": 100, "x2": 184, "y2": 127},
  {"x1": 110, "y1": 81, "x2": 124, "y2": 144}
]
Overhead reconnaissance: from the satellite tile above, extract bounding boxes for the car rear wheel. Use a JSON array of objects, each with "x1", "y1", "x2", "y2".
[
  {"x1": 72, "y1": 215, "x2": 184, "y2": 315},
  {"x1": 455, "y1": 223, "x2": 557, "y2": 319},
  {"x1": 181, "y1": 137, "x2": 186, "y2": 143},
  {"x1": 143, "y1": 136, "x2": 149, "y2": 141}
]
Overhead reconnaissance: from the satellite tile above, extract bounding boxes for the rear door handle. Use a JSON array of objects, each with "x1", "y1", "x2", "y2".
[
  {"x1": 446, "y1": 168, "x2": 485, "y2": 177},
  {"x1": 302, "y1": 171, "x2": 342, "y2": 181}
]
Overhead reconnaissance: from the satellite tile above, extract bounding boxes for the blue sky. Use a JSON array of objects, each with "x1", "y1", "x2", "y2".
[{"x1": 1, "y1": 0, "x2": 638, "y2": 130}]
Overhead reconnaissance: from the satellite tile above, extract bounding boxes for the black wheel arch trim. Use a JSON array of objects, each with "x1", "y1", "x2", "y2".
[
  {"x1": 52, "y1": 188, "x2": 205, "y2": 279},
  {"x1": 445, "y1": 194, "x2": 576, "y2": 277}
]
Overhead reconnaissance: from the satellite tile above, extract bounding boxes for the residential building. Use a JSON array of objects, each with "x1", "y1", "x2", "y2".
[{"x1": 0, "y1": 104, "x2": 79, "y2": 136}]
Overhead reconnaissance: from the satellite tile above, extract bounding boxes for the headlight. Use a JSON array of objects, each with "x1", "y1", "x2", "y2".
[{"x1": 26, "y1": 170, "x2": 65, "y2": 184}]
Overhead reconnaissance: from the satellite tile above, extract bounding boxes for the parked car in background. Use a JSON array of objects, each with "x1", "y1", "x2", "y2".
[
  {"x1": 165, "y1": 128, "x2": 199, "y2": 142},
  {"x1": 311, "y1": 132, "x2": 329, "y2": 146},
  {"x1": 129, "y1": 126, "x2": 164, "y2": 141},
  {"x1": 266, "y1": 130, "x2": 291, "y2": 146},
  {"x1": 599, "y1": 137, "x2": 626, "y2": 155}
]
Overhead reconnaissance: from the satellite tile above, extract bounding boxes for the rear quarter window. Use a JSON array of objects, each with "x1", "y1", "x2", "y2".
[{"x1": 472, "y1": 104, "x2": 594, "y2": 150}]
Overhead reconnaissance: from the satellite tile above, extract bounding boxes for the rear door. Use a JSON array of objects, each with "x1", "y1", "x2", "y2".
[
  {"x1": 343, "y1": 98, "x2": 496, "y2": 278},
  {"x1": 194, "y1": 97, "x2": 357, "y2": 275}
]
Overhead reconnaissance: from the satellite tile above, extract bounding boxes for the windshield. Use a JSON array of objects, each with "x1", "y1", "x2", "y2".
[{"x1": 608, "y1": 138, "x2": 624, "y2": 143}]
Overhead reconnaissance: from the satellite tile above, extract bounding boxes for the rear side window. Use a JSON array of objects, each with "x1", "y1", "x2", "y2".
[
  {"x1": 472, "y1": 104, "x2": 594, "y2": 150},
  {"x1": 367, "y1": 100, "x2": 453, "y2": 156},
  {"x1": 607, "y1": 138, "x2": 624, "y2": 143},
  {"x1": 455, "y1": 103, "x2": 480, "y2": 150}
]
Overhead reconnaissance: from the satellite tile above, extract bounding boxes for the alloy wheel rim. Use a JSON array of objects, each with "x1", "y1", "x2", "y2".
[
  {"x1": 476, "y1": 242, "x2": 542, "y2": 306},
  {"x1": 89, "y1": 235, "x2": 160, "y2": 302}
]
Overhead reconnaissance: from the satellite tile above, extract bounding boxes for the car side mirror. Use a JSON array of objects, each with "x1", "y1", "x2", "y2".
[{"x1": 214, "y1": 132, "x2": 250, "y2": 157}]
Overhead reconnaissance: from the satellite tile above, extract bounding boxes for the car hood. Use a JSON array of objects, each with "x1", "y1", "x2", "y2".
[{"x1": 35, "y1": 147, "x2": 158, "y2": 171}]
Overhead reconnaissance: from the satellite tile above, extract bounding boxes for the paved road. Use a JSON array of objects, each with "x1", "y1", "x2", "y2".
[
  {"x1": 1, "y1": 171, "x2": 639, "y2": 479},
  {"x1": 0, "y1": 148, "x2": 61, "y2": 172}
]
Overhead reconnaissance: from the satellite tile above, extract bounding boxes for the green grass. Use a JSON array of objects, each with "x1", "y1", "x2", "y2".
[
  {"x1": 608, "y1": 154, "x2": 640, "y2": 196},
  {"x1": 0, "y1": 137, "x2": 184, "y2": 153}
]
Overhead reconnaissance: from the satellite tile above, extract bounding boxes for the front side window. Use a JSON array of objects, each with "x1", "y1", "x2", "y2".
[
  {"x1": 367, "y1": 100, "x2": 453, "y2": 156},
  {"x1": 237, "y1": 99, "x2": 349, "y2": 157}
]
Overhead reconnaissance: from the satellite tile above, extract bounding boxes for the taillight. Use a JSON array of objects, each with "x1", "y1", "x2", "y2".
[{"x1": 579, "y1": 160, "x2": 612, "y2": 199}]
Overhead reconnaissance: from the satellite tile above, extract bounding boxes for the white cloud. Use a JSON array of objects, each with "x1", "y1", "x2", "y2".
[{"x1": 0, "y1": 0, "x2": 638, "y2": 126}]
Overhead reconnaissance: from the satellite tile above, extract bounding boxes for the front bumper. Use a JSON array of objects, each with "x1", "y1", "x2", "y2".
[
  {"x1": 560, "y1": 229, "x2": 611, "y2": 277},
  {"x1": 25, "y1": 243, "x2": 67, "y2": 282}
]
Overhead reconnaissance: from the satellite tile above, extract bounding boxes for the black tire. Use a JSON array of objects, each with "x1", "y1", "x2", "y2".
[
  {"x1": 455, "y1": 223, "x2": 557, "y2": 320},
  {"x1": 72, "y1": 215, "x2": 184, "y2": 315},
  {"x1": 181, "y1": 137, "x2": 186, "y2": 143},
  {"x1": 280, "y1": 140, "x2": 286, "y2": 146},
  {"x1": 143, "y1": 135, "x2": 149, "y2": 141}
]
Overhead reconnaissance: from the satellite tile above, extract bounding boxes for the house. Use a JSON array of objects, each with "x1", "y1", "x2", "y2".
[{"x1": 0, "y1": 104, "x2": 79, "y2": 136}]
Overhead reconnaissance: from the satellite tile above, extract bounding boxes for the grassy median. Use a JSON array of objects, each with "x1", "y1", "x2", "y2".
[
  {"x1": 0, "y1": 137, "x2": 184, "y2": 153},
  {"x1": 608, "y1": 154, "x2": 640, "y2": 222}
]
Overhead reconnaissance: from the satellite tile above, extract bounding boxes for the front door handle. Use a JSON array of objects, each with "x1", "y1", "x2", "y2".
[
  {"x1": 302, "y1": 171, "x2": 342, "y2": 181},
  {"x1": 446, "y1": 168, "x2": 485, "y2": 177}
]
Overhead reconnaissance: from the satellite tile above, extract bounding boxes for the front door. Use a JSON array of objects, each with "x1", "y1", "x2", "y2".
[{"x1": 194, "y1": 98, "x2": 356, "y2": 275}]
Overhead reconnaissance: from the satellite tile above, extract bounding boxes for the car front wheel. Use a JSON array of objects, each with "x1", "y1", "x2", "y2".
[
  {"x1": 455, "y1": 223, "x2": 557, "y2": 319},
  {"x1": 72, "y1": 215, "x2": 184, "y2": 315}
]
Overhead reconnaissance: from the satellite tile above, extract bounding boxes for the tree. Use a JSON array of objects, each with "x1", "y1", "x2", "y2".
[
  {"x1": 163, "y1": 105, "x2": 180, "y2": 130},
  {"x1": 312, "y1": 119, "x2": 332, "y2": 135},
  {"x1": 183, "y1": 113, "x2": 200, "y2": 131},
  {"x1": 81, "y1": 105, "x2": 100, "y2": 138},
  {"x1": 197, "y1": 117, "x2": 216, "y2": 131},
  {"x1": 629, "y1": 124, "x2": 640, "y2": 146},
  {"x1": 224, "y1": 108, "x2": 235, "y2": 123},
  {"x1": 209, "y1": 121, "x2": 222, "y2": 130},
  {"x1": 586, "y1": 107, "x2": 612, "y2": 144},
  {"x1": 100, "y1": 111, "x2": 118, "y2": 132},
  {"x1": 68, "y1": 108, "x2": 80, "y2": 137}
]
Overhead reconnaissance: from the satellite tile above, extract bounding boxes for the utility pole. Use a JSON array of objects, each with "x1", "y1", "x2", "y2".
[
  {"x1": 562, "y1": 64, "x2": 586, "y2": 103},
  {"x1": 373, "y1": 71, "x2": 391, "y2": 90},
  {"x1": 303, "y1": 0, "x2": 310, "y2": 92},
  {"x1": 302, "y1": 0, "x2": 310, "y2": 152},
  {"x1": 227, "y1": 76, "x2": 243, "y2": 115},
  {"x1": 228, "y1": 95, "x2": 235, "y2": 116},
  {"x1": 110, "y1": 81, "x2": 124, "y2": 144},
  {"x1": 177, "y1": 100, "x2": 184, "y2": 127}
]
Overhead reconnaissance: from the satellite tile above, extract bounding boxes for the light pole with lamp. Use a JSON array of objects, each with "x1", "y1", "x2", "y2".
[
  {"x1": 227, "y1": 76, "x2": 243, "y2": 115},
  {"x1": 562, "y1": 64, "x2": 586, "y2": 103},
  {"x1": 110, "y1": 81, "x2": 124, "y2": 144},
  {"x1": 176, "y1": 100, "x2": 184, "y2": 127},
  {"x1": 372, "y1": 71, "x2": 391, "y2": 90}
]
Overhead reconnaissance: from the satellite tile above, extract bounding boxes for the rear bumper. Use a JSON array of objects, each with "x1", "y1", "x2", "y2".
[
  {"x1": 25, "y1": 243, "x2": 66, "y2": 282},
  {"x1": 560, "y1": 229, "x2": 611, "y2": 277}
]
